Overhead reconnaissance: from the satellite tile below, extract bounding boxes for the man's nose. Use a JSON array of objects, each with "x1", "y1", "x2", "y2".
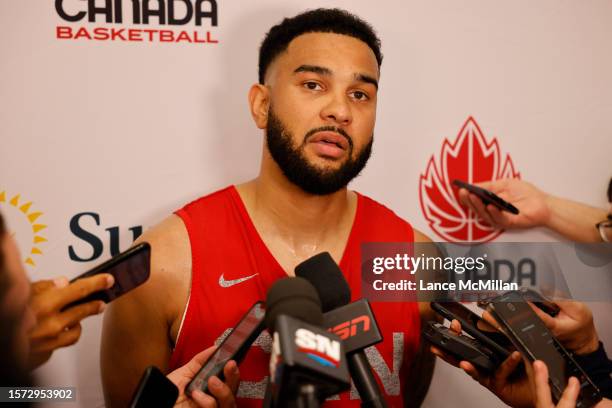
[{"x1": 320, "y1": 91, "x2": 352, "y2": 126}]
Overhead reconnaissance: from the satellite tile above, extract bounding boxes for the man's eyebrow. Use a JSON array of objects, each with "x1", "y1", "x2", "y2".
[
  {"x1": 294, "y1": 65, "x2": 332, "y2": 76},
  {"x1": 294, "y1": 65, "x2": 378, "y2": 89},
  {"x1": 355, "y1": 73, "x2": 378, "y2": 89}
]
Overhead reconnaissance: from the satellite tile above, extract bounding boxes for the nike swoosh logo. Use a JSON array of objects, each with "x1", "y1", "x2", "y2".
[{"x1": 219, "y1": 273, "x2": 259, "y2": 288}]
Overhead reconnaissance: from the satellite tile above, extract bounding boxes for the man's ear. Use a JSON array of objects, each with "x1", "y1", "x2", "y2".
[{"x1": 248, "y1": 84, "x2": 269, "y2": 129}]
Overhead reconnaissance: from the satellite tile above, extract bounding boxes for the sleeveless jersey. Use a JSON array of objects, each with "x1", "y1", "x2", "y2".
[{"x1": 169, "y1": 186, "x2": 421, "y2": 407}]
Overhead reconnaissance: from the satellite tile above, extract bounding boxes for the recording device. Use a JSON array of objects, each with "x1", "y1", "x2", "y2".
[
  {"x1": 424, "y1": 321, "x2": 497, "y2": 374},
  {"x1": 296, "y1": 252, "x2": 388, "y2": 408},
  {"x1": 452, "y1": 179, "x2": 520, "y2": 215},
  {"x1": 129, "y1": 366, "x2": 178, "y2": 408},
  {"x1": 431, "y1": 301, "x2": 511, "y2": 362},
  {"x1": 266, "y1": 277, "x2": 350, "y2": 407},
  {"x1": 487, "y1": 291, "x2": 602, "y2": 407},
  {"x1": 63, "y1": 242, "x2": 151, "y2": 310},
  {"x1": 186, "y1": 301, "x2": 266, "y2": 396}
]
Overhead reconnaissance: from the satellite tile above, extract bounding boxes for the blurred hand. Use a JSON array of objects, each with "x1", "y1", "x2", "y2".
[
  {"x1": 28, "y1": 274, "x2": 114, "y2": 369},
  {"x1": 167, "y1": 346, "x2": 240, "y2": 408},
  {"x1": 458, "y1": 178, "x2": 550, "y2": 230},
  {"x1": 526, "y1": 360, "x2": 580, "y2": 408},
  {"x1": 529, "y1": 300, "x2": 599, "y2": 355},
  {"x1": 430, "y1": 319, "x2": 533, "y2": 408}
]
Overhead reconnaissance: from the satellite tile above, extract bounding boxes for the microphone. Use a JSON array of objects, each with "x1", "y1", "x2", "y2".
[
  {"x1": 295, "y1": 253, "x2": 388, "y2": 408},
  {"x1": 265, "y1": 277, "x2": 350, "y2": 408}
]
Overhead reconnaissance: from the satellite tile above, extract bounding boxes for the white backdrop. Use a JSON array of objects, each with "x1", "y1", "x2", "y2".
[{"x1": 1, "y1": 1, "x2": 611, "y2": 407}]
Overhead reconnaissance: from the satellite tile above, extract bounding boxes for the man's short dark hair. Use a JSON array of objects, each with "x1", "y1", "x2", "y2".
[
  {"x1": 258, "y1": 8, "x2": 383, "y2": 84},
  {"x1": 608, "y1": 177, "x2": 612, "y2": 203}
]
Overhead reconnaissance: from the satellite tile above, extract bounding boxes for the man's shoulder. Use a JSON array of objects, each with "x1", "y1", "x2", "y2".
[
  {"x1": 355, "y1": 192, "x2": 433, "y2": 243},
  {"x1": 177, "y1": 185, "x2": 236, "y2": 218},
  {"x1": 132, "y1": 214, "x2": 191, "y2": 305},
  {"x1": 357, "y1": 192, "x2": 408, "y2": 224}
]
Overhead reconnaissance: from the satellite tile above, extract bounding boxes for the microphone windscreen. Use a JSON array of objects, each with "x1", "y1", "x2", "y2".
[
  {"x1": 295, "y1": 252, "x2": 351, "y2": 312},
  {"x1": 265, "y1": 277, "x2": 323, "y2": 332}
]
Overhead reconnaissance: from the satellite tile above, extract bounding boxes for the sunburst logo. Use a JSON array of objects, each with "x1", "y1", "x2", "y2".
[{"x1": 0, "y1": 191, "x2": 47, "y2": 267}]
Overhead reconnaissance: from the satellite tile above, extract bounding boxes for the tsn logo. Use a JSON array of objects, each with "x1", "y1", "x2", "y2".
[
  {"x1": 295, "y1": 328, "x2": 341, "y2": 368},
  {"x1": 330, "y1": 315, "x2": 371, "y2": 340}
]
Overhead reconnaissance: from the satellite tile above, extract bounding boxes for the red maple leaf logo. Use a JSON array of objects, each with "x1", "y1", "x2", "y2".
[{"x1": 419, "y1": 117, "x2": 520, "y2": 242}]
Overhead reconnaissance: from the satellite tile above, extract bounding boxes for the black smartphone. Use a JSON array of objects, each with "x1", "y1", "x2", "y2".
[
  {"x1": 453, "y1": 179, "x2": 520, "y2": 215},
  {"x1": 63, "y1": 242, "x2": 151, "y2": 310},
  {"x1": 487, "y1": 291, "x2": 602, "y2": 407},
  {"x1": 424, "y1": 321, "x2": 497, "y2": 374},
  {"x1": 432, "y1": 302, "x2": 511, "y2": 362},
  {"x1": 519, "y1": 288, "x2": 561, "y2": 317},
  {"x1": 186, "y1": 301, "x2": 266, "y2": 396},
  {"x1": 478, "y1": 288, "x2": 561, "y2": 317},
  {"x1": 129, "y1": 366, "x2": 179, "y2": 408}
]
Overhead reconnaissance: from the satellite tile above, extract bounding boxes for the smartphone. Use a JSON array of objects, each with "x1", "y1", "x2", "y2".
[
  {"x1": 519, "y1": 288, "x2": 561, "y2": 317},
  {"x1": 478, "y1": 288, "x2": 560, "y2": 317},
  {"x1": 186, "y1": 301, "x2": 266, "y2": 396},
  {"x1": 129, "y1": 366, "x2": 178, "y2": 408},
  {"x1": 432, "y1": 302, "x2": 511, "y2": 362},
  {"x1": 487, "y1": 291, "x2": 602, "y2": 407},
  {"x1": 62, "y1": 242, "x2": 151, "y2": 310},
  {"x1": 424, "y1": 321, "x2": 497, "y2": 374},
  {"x1": 453, "y1": 179, "x2": 520, "y2": 215}
]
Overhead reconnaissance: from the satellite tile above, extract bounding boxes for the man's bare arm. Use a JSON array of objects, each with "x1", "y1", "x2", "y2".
[{"x1": 100, "y1": 215, "x2": 191, "y2": 407}]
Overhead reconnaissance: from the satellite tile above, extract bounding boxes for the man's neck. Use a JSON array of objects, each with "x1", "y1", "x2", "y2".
[{"x1": 235, "y1": 166, "x2": 357, "y2": 264}]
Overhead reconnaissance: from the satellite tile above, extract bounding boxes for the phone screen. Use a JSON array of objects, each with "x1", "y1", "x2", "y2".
[
  {"x1": 186, "y1": 301, "x2": 266, "y2": 395},
  {"x1": 490, "y1": 292, "x2": 601, "y2": 406},
  {"x1": 64, "y1": 243, "x2": 151, "y2": 309},
  {"x1": 493, "y1": 299, "x2": 567, "y2": 390}
]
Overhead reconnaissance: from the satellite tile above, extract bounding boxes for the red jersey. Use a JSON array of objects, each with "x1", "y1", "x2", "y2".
[{"x1": 169, "y1": 186, "x2": 421, "y2": 407}]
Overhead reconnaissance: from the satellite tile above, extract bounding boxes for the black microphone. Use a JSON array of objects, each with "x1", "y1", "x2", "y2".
[
  {"x1": 265, "y1": 277, "x2": 350, "y2": 408},
  {"x1": 295, "y1": 253, "x2": 388, "y2": 408}
]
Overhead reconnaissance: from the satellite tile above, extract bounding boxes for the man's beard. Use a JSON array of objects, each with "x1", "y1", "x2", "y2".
[{"x1": 265, "y1": 108, "x2": 373, "y2": 195}]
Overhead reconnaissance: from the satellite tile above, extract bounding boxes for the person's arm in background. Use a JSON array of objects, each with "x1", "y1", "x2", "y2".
[
  {"x1": 28, "y1": 273, "x2": 114, "y2": 369},
  {"x1": 458, "y1": 178, "x2": 608, "y2": 242}
]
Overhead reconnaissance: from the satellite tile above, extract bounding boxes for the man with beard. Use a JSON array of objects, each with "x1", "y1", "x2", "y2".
[{"x1": 101, "y1": 8, "x2": 436, "y2": 407}]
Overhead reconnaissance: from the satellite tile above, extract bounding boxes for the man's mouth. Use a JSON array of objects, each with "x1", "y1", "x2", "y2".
[{"x1": 308, "y1": 131, "x2": 350, "y2": 151}]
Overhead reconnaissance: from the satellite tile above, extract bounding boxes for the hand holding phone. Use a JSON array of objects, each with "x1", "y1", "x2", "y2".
[
  {"x1": 527, "y1": 299, "x2": 600, "y2": 356},
  {"x1": 186, "y1": 301, "x2": 265, "y2": 396},
  {"x1": 28, "y1": 273, "x2": 114, "y2": 369},
  {"x1": 453, "y1": 179, "x2": 520, "y2": 215},
  {"x1": 28, "y1": 243, "x2": 151, "y2": 369},
  {"x1": 425, "y1": 321, "x2": 498, "y2": 373},
  {"x1": 431, "y1": 302, "x2": 511, "y2": 362},
  {"x1": 487, "y1": 291, "x2": 602, "y2": 407},
  {"x1": 454, "y1": 178, "x2": 560, "y2": 232},
  {"x1": 64, "y1": 242, "x2": 151, "y2": 309}
]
